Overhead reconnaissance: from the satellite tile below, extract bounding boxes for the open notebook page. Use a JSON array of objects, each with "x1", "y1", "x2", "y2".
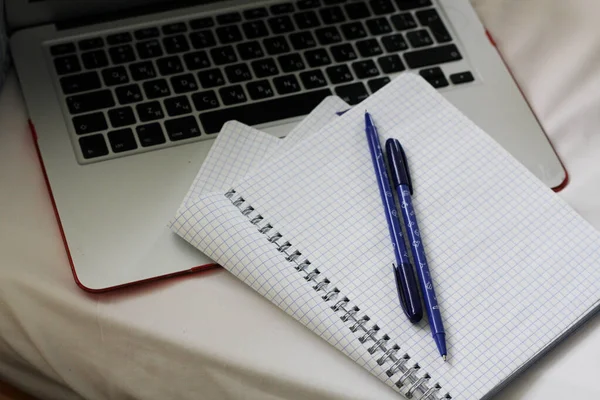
[
  {"x1": 171, "y1": 74, "x2": 600, "y2": 399},
  {"x1": 180, "y1": 96, "x2": 347, "y2": 207}
]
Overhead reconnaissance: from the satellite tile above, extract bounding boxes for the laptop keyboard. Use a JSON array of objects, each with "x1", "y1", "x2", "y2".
[{"x1": 48, "y1": 0, "x2": 475, "y2": 163}]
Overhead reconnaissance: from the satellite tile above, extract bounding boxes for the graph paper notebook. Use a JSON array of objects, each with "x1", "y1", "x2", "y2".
[
  {"x1": 180, "y1": 96, "x2": 347, "y2": 207},
  {"x1": 171, "y1": 74, "x2": 600, "y2": 399}
]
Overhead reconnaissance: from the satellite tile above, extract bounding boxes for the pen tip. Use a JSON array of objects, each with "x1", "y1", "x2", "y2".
[{"x1": 442, "y1": 355, "x2": 447, "y2": 362}]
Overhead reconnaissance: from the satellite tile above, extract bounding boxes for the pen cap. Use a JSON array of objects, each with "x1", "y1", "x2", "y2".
[{"x1": 385, "y1": 139, "x2": 413, "y2": 194}]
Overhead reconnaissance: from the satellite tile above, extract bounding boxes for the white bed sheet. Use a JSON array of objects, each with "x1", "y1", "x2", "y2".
[{"x1": 1, "y1": 1, "x2": 600, "y2": 399}]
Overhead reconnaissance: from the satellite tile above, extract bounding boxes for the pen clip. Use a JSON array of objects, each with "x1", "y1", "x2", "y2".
[{"x1": 385, "y1": 139, "x2": 413, "y2": 195}]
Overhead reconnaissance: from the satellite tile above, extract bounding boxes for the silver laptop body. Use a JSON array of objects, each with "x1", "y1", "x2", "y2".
[{"x1": 7, "y1": 0, "x2": 567, "y2": 290}]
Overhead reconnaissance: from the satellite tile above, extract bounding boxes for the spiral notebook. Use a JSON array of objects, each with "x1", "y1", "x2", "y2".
[{"x1": 171, "y1": 74, "x2": 600, "y2": 399}]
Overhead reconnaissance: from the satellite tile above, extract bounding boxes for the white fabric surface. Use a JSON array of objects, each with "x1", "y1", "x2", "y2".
[{"x1": 1, "y1": 1, "x2": 600, "y2": 399}]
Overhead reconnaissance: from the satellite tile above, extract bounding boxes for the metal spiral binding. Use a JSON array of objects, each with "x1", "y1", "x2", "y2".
[{"x1": 225, "y1": 189, "x2": 452, "y2": 400}]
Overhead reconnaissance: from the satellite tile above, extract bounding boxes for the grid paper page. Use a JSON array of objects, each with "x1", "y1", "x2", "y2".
[
  {"x1": 180, "y1": 96, "x2": 347, "y2": 207},
  {"x1": 171, "y1": 73, "x2": 600, "y2": 399}
]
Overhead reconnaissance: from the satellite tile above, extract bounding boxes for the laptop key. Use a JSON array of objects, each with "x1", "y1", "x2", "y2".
[
  {"x1": 165, "y1": 116, "x2": 201, "y2": 141},
  {"x1": 164, "y1": 96, "x2": 193, "y2": 116},
  {"x1": 237, "y1": 41, "x2": 265, "y2": 60},
  {"x1": 219, "y1": 85, "x2": 248, "y2": 105},
  {"x1": 297, "y1": 0, "x2": 321, "y2": 9},
  {"x1": 244, "y1": 7, "x2": 268, "y2": 20},
  {"x1": 268, "y1": 16, "x2": 295, "y2": 34},
  {"x1": 189, "y1": 30, "x2": 217, "y2": 49},
  {"x1": 345, "y1": 2, "x2": 371, "y2": 20},
  {"x1": 246, "y1": 80, "x2": 275, "y2": 100},
  {"x1": 50, "y1": 43, "x2": 75, "y2": 56},
  {"x1": 136, "y1": 101, "x2": 164, "y2": 121},
  {"x1": 72, "y1": 112, "x2": 108, "y2": 135},
  {"x1": 54, "y1": 55, "x2": 81, "y2": 75},
  {"x1": 163, "y1": 35, "x2": 190, "y2": 54},
  {"x1": 289, "y1": 31, "x2": 317, "y2": 50},
  {"x1": 294, "y1": 11, "x2": 321, "y2": 30},
  {"x1": 115, "y1": 84, "x2": 143, "y2": 105},
  {"x1": 82, "y1": 50, "x2": 109, "y2": 69},
  {"x1": 356, "y1": 39, "x2": 383, "y2": 57},
  {"x1": 67, "y1": 90, "x2": 115, "y2": 114},
  {"x1": 197, "y1": 68, "x2": 226, "y2": 88},
  {"x1": 143, "y1": 79, "x2": 171, "y2": 99},
  {"x1": 242, "y1": 21, "x2": 269, "y2": 39},
  {"x1": 136, "y1": 40, "x2": 163, "y2": 59},
  {"x1": 109, "y1": 45, "x2": 136, "y2": 64},
  {"x1": 251, "y1": 59, "x2": 279, "y2": 78},
  {"x1": 162, "y1": 22, "x2": 187, "y2": 35},
  {"x1": 341, "y1": 22, "x2": 367, "y2": 40},
  {"x1": 391, "y1": 13, "x2": 417, "y2": 30},
  {"x1": 278, "y1": 54, "x2": 305, "y2": 72},
  {"x1": 78, "y1": 37, "x2": 104, "y2": 51},
  {"x1": 419, "y1": 66, "x2": 448, "y2": 88},
  {"x1": 368, "y1": 76, "x2": 391, "y2": 93},
  {"x1": 102, "y1": 66, "x2": 129, "y2": 86},
  {"x1": 395, "y1": 0, "x2": 431, "y2": 10},
  {"x1": 60, "y1": 72, "x2": 101, "y2": 94},
  {"x1": 378, "y1": 54, "x2": 405, "y2": 73},
  {"x1": 352, "y1": 59, "x2": 379, "y2": 78},
  {"x1": 170, "y1": 73, "x2": 199, "y2": 93},
  {"x1": 326, "y1": 64, "x2": 354, "y2": 84},
  {"x1": 449, "y1": 71, "x2": 474, "y2": 85},
  {"x1": 270, "y1": 3, "x2": 295, "y2": 15},
  {"x1": 217, "y1": 12, "x2": 242, "y2": 25},
  {"x1": 211, "y1": 46, "x2": 238, "y2": 65},
  {"x1": 320, "y1": 6, "x2": 346, "y2": 24},
  {"x1": 331, "y1": 44, "x2": 358, "y2": 62},
  {"x1": 422, "y1": 74, "x2": 448, "y2": 88},
  {"x1": 366, "y1": 17, "x2": 392, "y2": 35},
  {"x1": 192, "y1": 90, "x2": 220, "y2": 111},
  {"x1": 199, "y1": 88, "x2": 332, "y2": 134},
  {"x1": 79, "y1": 134, "x2": 109, "y2": 159},
  {"x1": 136, "y1": 123, "x2": 166, "y2": 147},
  {"x1": 334, "y1": 82, "x2": 369, "y2": 105},
  {"x1": 156, "y1": 56, "x2": 184, "y2": 75},
  {"x1": 305, "y1": 49, "x2": 332, "y2": 67},
  {"x1": 129, "y1": 61, "x2": 157, "y2": 81},
  {"x1": 370, "y1": 0, "x2": 395, "y2": 15},
  {"x1": 407, "y1": 29, "x2": 433, "y2": 47},
  {"x1": 190, "y1": 17, "x2": 215, "y2": 30},
  {"x1": 184, "y1": 51, "x2": 212, "y2": 70},
  {"x1": 216, "y1": 25, "x2": 243, "y2": 44},
  {"x1": 316, "y1": 27, "x2": 342, "y2": 45},
  {"x1": 108, "y1": 128, "x2": 137, "y2": 152},
  {"x1": 300, "y1": 69, "x2": 328, "y2": 89},
  {"x1": 416, "y1": 9, "x2": 452, "y2": 43},
  {"x1": 108, "y1": 106, "x2": 137, "y2": 128},
  {"x1": 134, "y1": 27, "x2": 160, "y2": 40},
  {"x1": 273, "y1": 75, "x2": 301, "y2": 95},
  {"x1": 107, "y1": 32, "x2": 133, "y2": 45},
  {"x1": 403, "y1": 44, "x2": 462, "y2": 68},
  {"x1": 381, "y1": 33, "x2": 408, "y2": 52},
  {"x1": 264, "y1": 36, "x2": 290, "y2": 55},
  {"x1": 225, "y1": 64, "x2": 253, "y2": 83}
]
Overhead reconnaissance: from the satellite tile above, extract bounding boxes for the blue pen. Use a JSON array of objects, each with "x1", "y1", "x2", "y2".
[
  {"x1": 364, "y1": 112, "x2": 423, "y2": 323},
  {"x1": 386, "y1": 138, "x2": 447, "y2": 361}
]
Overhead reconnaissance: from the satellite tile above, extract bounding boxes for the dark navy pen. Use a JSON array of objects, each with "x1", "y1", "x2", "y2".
[
  {"x1": 386, "y1": 138, "x2": 447, "y2": 361},
  {"x1": 364, "y1": 112, "x2": 423, "y2": 323}
]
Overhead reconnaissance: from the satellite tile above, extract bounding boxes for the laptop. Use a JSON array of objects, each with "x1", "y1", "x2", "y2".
[{"x1": 7, "y1": 0, "x2": 567, "y2": 291}]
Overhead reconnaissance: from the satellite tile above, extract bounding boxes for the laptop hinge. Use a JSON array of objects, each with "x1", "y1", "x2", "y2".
[{"x1": 55, "y1": 0, "x2": 223, "y2": 30}]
